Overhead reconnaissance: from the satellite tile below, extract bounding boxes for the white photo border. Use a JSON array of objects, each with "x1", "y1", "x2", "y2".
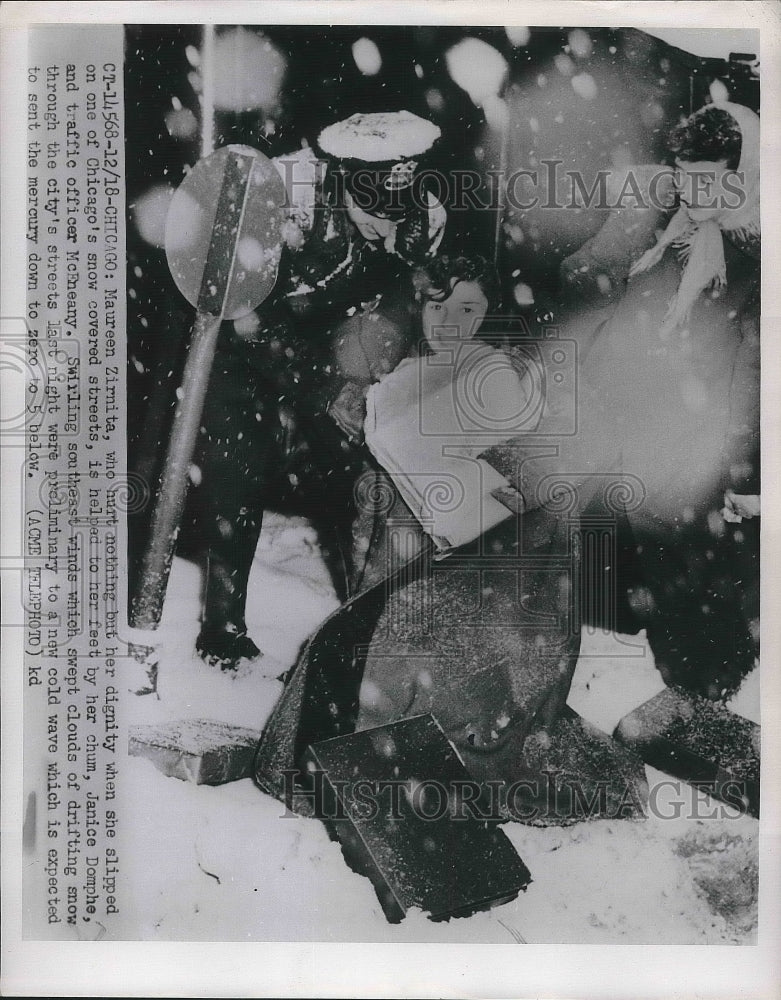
[{"x1": 2, "y1": 2, "x2": 780, "y2": 997}]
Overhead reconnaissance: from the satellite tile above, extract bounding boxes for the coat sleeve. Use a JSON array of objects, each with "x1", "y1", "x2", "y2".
[
  {"x1": 392, "y1": 191, "x2": 447, "y2": 263},
  {"x1": 478, "y1": 374, "x2": 624, "y2": 515}
]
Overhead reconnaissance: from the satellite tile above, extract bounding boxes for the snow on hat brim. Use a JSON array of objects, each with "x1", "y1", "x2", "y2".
[{"x1": 317, "y1": 110, "x2": 441, "y2": 163}]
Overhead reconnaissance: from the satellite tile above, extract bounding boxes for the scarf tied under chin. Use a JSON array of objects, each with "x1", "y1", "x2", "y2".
[{"x1": 628, "y1": 100, "x2": 760, "y2": 337}]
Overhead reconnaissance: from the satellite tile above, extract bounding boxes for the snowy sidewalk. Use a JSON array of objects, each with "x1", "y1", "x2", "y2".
[{"x1": 120, "y1": 513, "x2": 759, "y2": 943}]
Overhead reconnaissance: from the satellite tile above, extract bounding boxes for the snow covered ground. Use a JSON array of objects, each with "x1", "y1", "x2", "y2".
[{"x1": 119, "y1": 513, "x2": 759, "y2": 943}]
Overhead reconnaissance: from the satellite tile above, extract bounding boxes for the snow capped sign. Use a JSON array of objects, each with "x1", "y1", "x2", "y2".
[
  {"x1": 165, "y1": 144, "x2": 286, "y2": 320},
  {"x1": 317, "y1": 110, "x2": 441, "y2": 162}
]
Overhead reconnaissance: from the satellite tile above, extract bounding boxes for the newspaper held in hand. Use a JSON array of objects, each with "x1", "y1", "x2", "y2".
[{"x1": 364, "y1": 341, "x2": 533, "y2": 550}]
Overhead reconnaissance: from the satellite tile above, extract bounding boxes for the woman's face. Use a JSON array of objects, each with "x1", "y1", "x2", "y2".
[
  {"x1": 422, "y1": 279, "x2": 489, "y2": 351},
  {"x1": 674, "y1": 158, "x2": 745, "y2": 222}
]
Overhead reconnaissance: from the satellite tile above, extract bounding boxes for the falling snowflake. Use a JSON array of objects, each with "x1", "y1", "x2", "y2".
[
  {"x1": 567, "y1": 29, "x2": 593, "y2": 59},
  {"x1": 505, "y1": 26, "x2": 531, "y2": 47},
  {"x1": 133, "y1": 185, "x2": 175, "y2": 248},
  {"x1": 483, "y1": 95, "x2": 509, "y2": 130},
  {"x1": 571, "y1": 73, "x2": 598, "y2": 100},
  {"x1": 165, "y1": 107, "x2": 198, "y2": 140},
  {"x1": 710, "y1": 79, "x2": 730, "y2": 103},
  {"x1": 425, "y1": 88, "x2": 444, "y2": 112},
  {"x1": 212, "y1": 29, "x2": 286, "y2": 112},
  {"x1": 234, "y1": 312, "x2": 261, "y2": 337},
  {"x1": 236, "y1": 236, "x2": 268, "y2": 271},
  {"x1": 352, "y1": 37, "x2": 382, "y2": 76},
  {"x1": 445, "y1": 37, "x2": 508, "y2": 105}
]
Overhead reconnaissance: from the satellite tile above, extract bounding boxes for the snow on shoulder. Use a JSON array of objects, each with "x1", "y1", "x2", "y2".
[{"x1": 317, "y1": 111, "x2": 441, "y2": 162}]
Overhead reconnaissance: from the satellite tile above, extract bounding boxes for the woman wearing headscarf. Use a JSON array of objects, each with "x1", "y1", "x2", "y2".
[
  {"x1": 615, "y1": 99, "x2": 761, "y2": 697},
  {"x1": 512, "y1": 100, "x2": 761, "y2": 700}
]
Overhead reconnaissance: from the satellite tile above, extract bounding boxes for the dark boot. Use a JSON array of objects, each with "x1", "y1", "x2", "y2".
[{"x1": 196, "y1": 509, "x2": 264, "y2": 670}]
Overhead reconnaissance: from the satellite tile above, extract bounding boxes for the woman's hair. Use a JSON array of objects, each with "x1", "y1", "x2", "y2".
[
  {"x1": 668, "y1": 105, "x2": 743, "y2": 171},
  {"x1": 413, "y1": 254, "x2": 501, "y2": 313}
]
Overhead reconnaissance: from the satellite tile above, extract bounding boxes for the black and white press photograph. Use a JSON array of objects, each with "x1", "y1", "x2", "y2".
[
  {"x1": 120, "y1": 19, "x2": 764, "y2": 944},
  {"x1": 3, "y1": 4, "x2": 780, "y2": 996}
]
